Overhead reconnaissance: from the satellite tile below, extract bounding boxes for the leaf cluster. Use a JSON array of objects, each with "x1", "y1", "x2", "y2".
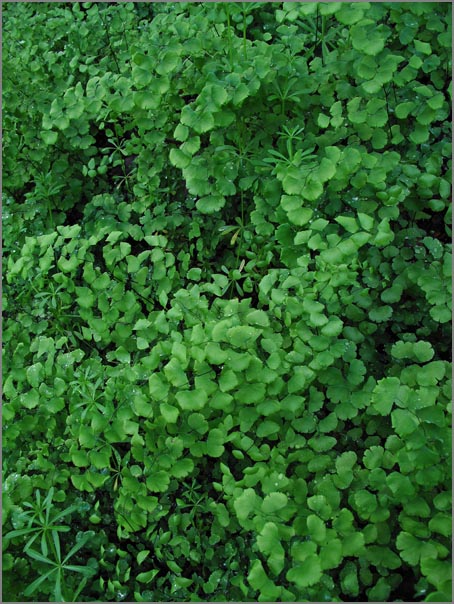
[{"x1": 3, "y1": 2, "x2": 451, "y2": 602}]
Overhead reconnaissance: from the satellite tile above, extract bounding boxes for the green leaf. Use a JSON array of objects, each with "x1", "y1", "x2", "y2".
[
  {"x1": 247, "y1": 559, "x2": 281, "y2": 600},
  {"x1": 307, "y1": 514, "x2": 326, "y2": 543},
  {"x1": 373, "y1": 218, "x2": 394, "y2": 246},
  {"x1": 363, "y1": 446, "x2": 384, "y2": 470},
  {"x1": 71, "y1": 474, "x2": 93, "y2": 492},
  {"x1": 351, "y1": 21, "x2": 387, "y2": 56},
  {"x1": 169, "y1": 148, "x2": 191, "y2": 169},
  {"x1": 333, "y1": 507, "x2": 354, "y2": 534},
  {"x1": 391, "y1": 340, "x2": 414, "y2": 360},
  {"x1": 423, "y1": 236, "x2": 444, "y2": 259},
  {"x1": 312, "y1": 220, "x2": 330, "y2": 233},
  {"x1": 196, "y1": 194, "x2": 226, "y2": 214},
  {"x1": 114, "y1": 346, "x2": 130, "y2": 364},
  {"x1": 22, "y1": 389, "x2": 39, "y2": 409},
  {"x1": 424, "y1": 591, "x2": 453, "y2": 603},
  {"x1": 148, "y1": 373, "x2": 169, "y2": 401},
  {"x1": 206, "y1": 342, "x2": 228, "y2": 365},
  {"x1": 234, "y1": 488, "x2": 259, "y2": 522},
  {"x1": 294, "y1": 230, "x2": 311, "y2": 245},
  {"x1": 90, "y1": 447, "x2": 111, "y2": 469},
  {"x1": 356, "y1": 55, "x2": 377, "y2": 80},
  {"x1": 226, "y1": 325, "x2": 261, "y2": 348},
  {"x1": 78, "y1": 426, "x2": 96, "y2": 448},
  {"x1": 136, "y1": 569, "x2": 159, "y2": 583},
  {"x1": 256, "y1": 522, "x2": 285, "y2": 575},
  {"x1": 262, "y1": 492, "x2": 288, "y2": 515},
  {"x1": 176, "y1": 389, "x2": 208, "y2": 411},
  {"x1": 288, "y1": 366, "x2": 313, "y2": 393},
  {"x1": 219, "y1": 368, "x2": 239, "y2": 392},
  {"x1": 342, "y1": 532, "x2": 365, "y2": 557},
  {"x1": 133, "y1": 90, "x2": 159, "y2": 109},
  {"x1": 417, "y1": 406, "x2": 446, "y2": 428},
  {"x1": 75, "y1": 287, "x2": 95, "y2": 309},
  {"x1": 286, "y1": 555, "x2": 322, "y2": 588},
  {"x1": 317, "y1": 158, "x2": 336, "y2": 183},
  {"x1": 335, "y1": 215, "x2": 359, "y2": 233},
  {"x1": 132, "y1": 394, "x2": 153, "y2": 418},
  {"x1": 188, "y1": 412, "x2": 209, "y2": 434},
  {"x1": 372, "y1": 377, "x2": 401, "y2": 415},
  {"x1": 57, "y1": 255, "x2": 79, "y2": 273},
  {"x1": 281, "y1": 195, "x2": 313, "y2": 226},
  {"x1": 158, "y1": 403, "x2": 178, "y2": 423},
  {"x1": 347, "y1": 359, "x2": 366, "y2": 385},
  {"x1": 410, "y1": 123, "x2": 429, "y2": 145},
  {"x1": 174, "y1": 123, "x2": 189, "y2": 141},
  {"x1": 291, "y1": 540, "x2": 317, "y2": 562},
  {"x1": 414, "y1": 40, "x2": 431, "y2": 55},
  {"x1": 381, "y1": 285, "x2": 403, "y2": 303},
  {"x1": 137, "y1": 550, "x2": 150, "y2": 565},
  {"x1": 26, "y1": 363, "x2": 44, "y2": 388},
  {"x1": 210, "y1": 391, "x2": 234, "y2": 411},
  {"x1": 308, "y1": 435, "x2": 336, "y2": 453},
  {"x1": 433, "y1": 492, "x2": 451, "y2": 512},
  {"x1": 164, "y1": 358, "x2": 187, "y2": 387},
  {"x1": 208, "y1": 83, "x2": 229, "y2": 107},
  {"x1": 369, "y1": 305, "x2": 393, "y2": 322},
  {"x1": 302, "y1": 176, "x2": 323, "y2": 201},
  {"x1": 257, "y1": 420, "x2": 280, "y2": 438},
  {"x1": 391, "y1": 409, "x2": 419, "y2": 437},
  {"x1": 321, "y1": 317, "x2": 343, "y2": 337},
  {"x1": 136, "y1": 337, "x2": 149, "y2": 350},
  {"x1": 246, "y1": 309, "x2": 270, "y2": 327},
  {"x1": 146, "y1": 471, "x2": 170, "y2": 493},
  {"x1": 357, "y1": 212, "x2": 374, "y2": 231},
  {"x1": 386, "y1": 471, "x2": 416, "y2": 499},
  {"x1": 181, "y1": 106, "x2": 214, "y2": 133},
  {"x1": 41, "y1": 130, "x2": 58, "y2": 145},
  {"x1": 309, "y1": 311, "x2": 329, "y2": 326},
  {"x1": 396, "y1": 531, "x2": 438, "y2": 566},
  {"x1": 156, "y1": 50, "x2": 180, "y2": 75},
  {"x1": 317, "y1": 113, "x2": 330, "y2": 128},
  {"x1": 395, "y1": 101, "x2": 415, "y2": 120},
  {"x1": 430, "y1": 305, "x2": 451, "y2": 324},
  {"x1": 24, "y1": 566, "x2": 57, "y2": 597},
  {"x1": 232, "y1": 82, "x2": 250, "y2": 105},
  {"x1": 72, "y1": 450, "x2": 89, "y2": 467},
  {"x1": 47, "y1": 398, "x2": 65, "y2": 414},
  {"x1": 340, "y1": 561, "x2": 359, "y2": 596},
  {"x1": 336, "y1": 3, "x2": 365, "y2": 24},
  {"x1": 353, "y1": 489, "x2": 377, "y2": 520},
  {"x1": 336, "y1": 451, "x2": 357, "y2": 475},
  {"x1": 206, "y1": 428, "x2": 225, "y2": 457},
  {"x1": 119, "y1": 242, "x2": 131, "y2": 259},
  {"x1": 92, "y1": 273, "x2": 110, "y2": 290},
  {"x1": 187, "y1": 267, "x2": 202, "y2": 281},
  {"x1": 427, "y1": 93, "x2": 445, "y2": 110},
  {"x1": 428, "y1": 513, "x2": 451, "y2": 538},
  {"x1": 171, "y1": 458, "x2": 194, "y2": 478},
  {"x1": 413, "y1": 341, "x2": 435, "y2": 363},
  {"x1": 320, "y1": 538, "x2": 343, "y2": 570}
]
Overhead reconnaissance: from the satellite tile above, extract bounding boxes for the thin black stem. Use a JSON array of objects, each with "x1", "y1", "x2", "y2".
[
  {"x1": 99, "y1": 11, "x2": 121, "y2": 72},
  {"x1": 383, "y1": 86, "x2": 393, "y2": 140},
  {"x1": 315, "y1": 3, "x2": 319, "y2": 52}
]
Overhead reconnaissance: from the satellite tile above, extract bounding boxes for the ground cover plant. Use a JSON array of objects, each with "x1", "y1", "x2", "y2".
[{"x1": 2, "y1": 1, "x2": 452, "y2": 602}]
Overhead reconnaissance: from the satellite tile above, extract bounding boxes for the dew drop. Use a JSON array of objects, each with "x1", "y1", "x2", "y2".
[{"x1": 116, "y1": 590, "x2": 128, "y2": 601}]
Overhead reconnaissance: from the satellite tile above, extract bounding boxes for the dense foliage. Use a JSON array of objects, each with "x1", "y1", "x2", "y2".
[{"x1": 3, "y1": 2, "x2": 452, "y2": 602}]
